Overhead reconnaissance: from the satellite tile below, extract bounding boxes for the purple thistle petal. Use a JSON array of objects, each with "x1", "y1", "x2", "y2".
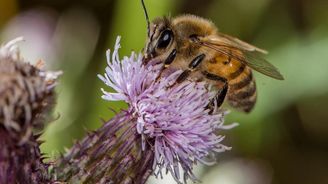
[{"x1": 99, "y1": 36, "x2": 236, "y2": 183}]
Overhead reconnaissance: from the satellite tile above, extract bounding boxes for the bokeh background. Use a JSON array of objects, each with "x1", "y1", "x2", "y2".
[{"x1": 1, "y1": 0, "x2": 328, "y2": 183}]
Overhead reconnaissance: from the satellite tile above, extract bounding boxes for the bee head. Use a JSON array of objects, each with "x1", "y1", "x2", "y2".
[{"x1": 144, "y1": 17, "x2": 175, "y2": 62}]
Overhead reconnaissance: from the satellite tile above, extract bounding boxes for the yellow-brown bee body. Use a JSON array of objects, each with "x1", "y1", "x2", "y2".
[{"x1": 144, "y1": 14, "x2": 283, "y2": 113}]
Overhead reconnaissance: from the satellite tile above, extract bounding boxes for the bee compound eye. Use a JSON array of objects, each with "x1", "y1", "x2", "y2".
[{"x1": 157, "y1": 29, "x2": 173, "y2": 49}]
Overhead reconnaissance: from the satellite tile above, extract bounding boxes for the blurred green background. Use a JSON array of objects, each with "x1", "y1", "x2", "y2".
[{"x1": 1, "y1": 0, "x2": 328, "y2": 183}]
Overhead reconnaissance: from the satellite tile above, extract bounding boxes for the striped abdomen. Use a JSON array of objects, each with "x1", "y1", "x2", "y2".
[
  {"x1": 206, "y1": 52, "x2": 257, "y2": 113},
  {"x1": 227, "y1": 64, "x2": 256, "y2": 113}
]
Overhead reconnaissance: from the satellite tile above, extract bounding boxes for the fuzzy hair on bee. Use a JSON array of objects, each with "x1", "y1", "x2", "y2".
[{"x1": 141, "y1": 0, "x2": 284, "y2": 113}]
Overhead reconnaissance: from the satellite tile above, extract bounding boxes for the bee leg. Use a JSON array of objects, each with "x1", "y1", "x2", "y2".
[
  {"x1": 175, "y1": 53, "x2": 206, "y2": 83},
  {"x1": 155, "y1": 49, "x2": 177, "y2": 81},
  {"x1": 164, "y1": 49, "x2": 177, "y2": 67},
  {"x1": 202, "y1": 71, "x2": 228, "y2": 113},
  {"x1": 215, "y1": 82, "x2": 228, "y2": 107},
  {"x1": 175, "y1": 70, "x2": 192, "y2": 84}
]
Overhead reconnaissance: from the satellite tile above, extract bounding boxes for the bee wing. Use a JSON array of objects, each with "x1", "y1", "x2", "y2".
[
  {"x1": 197, "y1": 35, "x2": 284, "y2": 80},
  {"x1": 215, "y1": 33, "x2": 269, "y2": 54}
]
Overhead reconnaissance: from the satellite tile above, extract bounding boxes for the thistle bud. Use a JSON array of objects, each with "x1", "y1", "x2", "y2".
[{"x1": 0, "y1": 38, "x2": 60, "y2": 183}]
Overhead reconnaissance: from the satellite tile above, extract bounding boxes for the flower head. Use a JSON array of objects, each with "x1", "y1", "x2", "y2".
[
  {"x1": 99, "y1": 36, "x2": 234, "y2": 183},
  {"x1": 0, "y1": 37, "x2": 60, "y2": 184},
  {"x1": 0, "y1": 37, "x2": 61, "y2": 135}
]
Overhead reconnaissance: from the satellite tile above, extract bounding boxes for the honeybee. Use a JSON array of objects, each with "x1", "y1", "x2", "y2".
[{"x1": 141, "y1": 1, "x2": 284, "y2": 113}]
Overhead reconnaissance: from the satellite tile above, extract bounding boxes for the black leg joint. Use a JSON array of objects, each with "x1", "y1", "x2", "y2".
[
  {"x1": 207, "y1": 81, "x2": 228, "y2": 113},
  {"x1": 216, "y1": 83, "x2": 228, "y2": 107},
  {"x1": 203, "y1": 71, "x2": 228, "y2": 112},
  {"x1": 189, "y1": 54, "x2": 205, "y2": 69},
  {"x1": 176, "y1": 70, "x2": 191, "y2": 83},
  {"x1": 164, "y1": 49, "x2": 177, "y2": 66}
]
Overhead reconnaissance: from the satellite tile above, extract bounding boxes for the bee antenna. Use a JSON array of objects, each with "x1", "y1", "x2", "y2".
[{"x1": 141, "y1": 0, "x2": 150, "y2": 37}]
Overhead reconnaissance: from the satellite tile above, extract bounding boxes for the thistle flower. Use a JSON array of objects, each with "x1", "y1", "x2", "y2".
[
  {"x1": 0, "y1": 38, "x2": 60, "y2": 183},
  {"x1": 55, "y1": 36, "x2": 234, "y2": 184},
  {"x1": 97, "y1": 36, "x2": 234, "y2": 183}
]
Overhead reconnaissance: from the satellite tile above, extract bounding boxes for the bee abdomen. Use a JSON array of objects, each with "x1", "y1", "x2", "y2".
[{"x1": 227, "y1": 67, "x2": 257, "y2": 113}]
